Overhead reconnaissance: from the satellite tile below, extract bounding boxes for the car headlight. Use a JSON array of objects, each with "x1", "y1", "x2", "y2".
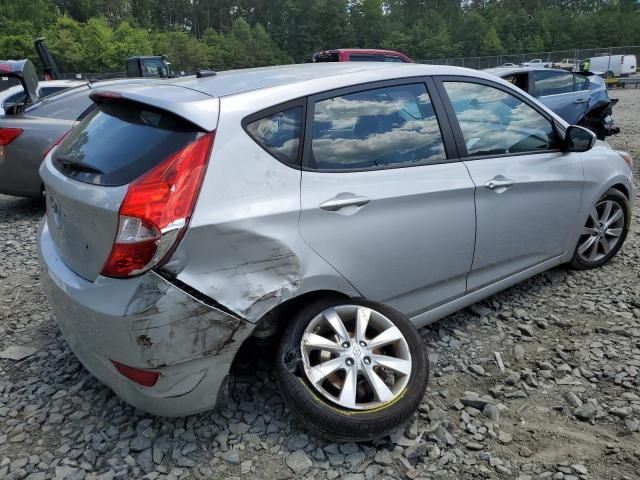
[{"x1": 616, "y1": 150, "x2": 634, "y2": 169}]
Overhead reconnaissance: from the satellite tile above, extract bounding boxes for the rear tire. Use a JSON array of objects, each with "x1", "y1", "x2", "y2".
[
  {"x1": 570, "y1": 188, "x2": 630, "y2": 270},
  {"x1": 276, "y1": 297, "x2": 429, "y2": 442}
]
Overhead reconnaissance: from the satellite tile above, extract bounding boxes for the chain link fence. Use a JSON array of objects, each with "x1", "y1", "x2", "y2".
[{"x1": 417, "y1": 45, "x2": 640, "y2": 73}]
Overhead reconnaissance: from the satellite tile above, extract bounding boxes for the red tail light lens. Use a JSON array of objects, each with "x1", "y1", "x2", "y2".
[
  {"x1": 112, "y1": 361, "x2": 159, "y2": 387},
  {"x1": 0, "y1": 128, "x2": 23, "y2": 146},
  {"x1": 101, "y1": 131, "x2": 214, "y2": 278}
]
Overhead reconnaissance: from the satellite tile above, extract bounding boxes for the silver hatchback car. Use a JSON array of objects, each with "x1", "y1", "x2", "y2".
[{"x1": 38, "y1": 63, "x2": 634, "y2": 441}]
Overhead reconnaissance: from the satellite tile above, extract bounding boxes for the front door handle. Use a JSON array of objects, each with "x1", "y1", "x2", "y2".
[
  {"x1": 574, "y1": 98, "x2": 588, "y2": 104},
  {"x1": 319, "y1": 194, "x2": 371, "y2": 212},
  {"x1": 485, "y1": 176, "x2": 515, "y2": 191}
]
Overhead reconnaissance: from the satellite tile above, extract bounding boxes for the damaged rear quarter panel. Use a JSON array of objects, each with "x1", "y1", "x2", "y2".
[
  {"x1": 125, "y1": 273, "x2": 253, "y2": 368},
  {"x1": 163, "y1": 89, "x2": 360, "y2": 323}
]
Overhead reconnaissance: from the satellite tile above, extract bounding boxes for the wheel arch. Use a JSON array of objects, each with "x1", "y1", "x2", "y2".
[{"x1": 251, "y1": 289, "x2": 352, "y2": 340}]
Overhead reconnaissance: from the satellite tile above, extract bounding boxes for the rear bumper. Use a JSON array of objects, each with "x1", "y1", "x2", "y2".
[{"x1": 38, "y1": 218, "x2": 254, "y2": 416}]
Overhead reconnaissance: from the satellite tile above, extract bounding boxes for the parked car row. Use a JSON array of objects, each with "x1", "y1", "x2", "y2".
[
  {"x1": 508, "y1": 54, "x2": 637, "y2": 77},
  {"x1": 1, "y1": 55, "x2": 635, "y2": 442}
]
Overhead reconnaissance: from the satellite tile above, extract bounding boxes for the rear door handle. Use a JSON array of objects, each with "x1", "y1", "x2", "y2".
[
  {"x1": 574, "y1": 98, "x2": 588, "y2": 104},
  {"x1": 485, "y1": 176, "x2": 515, "y2": 191},
  {"x1": 319, "y1": 195, "x2": 371, "y2": 212}
]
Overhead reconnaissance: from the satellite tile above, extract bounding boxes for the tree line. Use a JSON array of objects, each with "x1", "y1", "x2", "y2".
[{"x1": 1, "y1": 0, "x2": 639, "y2": 73}]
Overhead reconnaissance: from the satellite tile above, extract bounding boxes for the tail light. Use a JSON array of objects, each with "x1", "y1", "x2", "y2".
[
  {"x1": 0, "y1": 128, "x2": 23, "y2": 146},
  {"x1": 101, "y1": 131, "x2": 214, "y2": 278}
]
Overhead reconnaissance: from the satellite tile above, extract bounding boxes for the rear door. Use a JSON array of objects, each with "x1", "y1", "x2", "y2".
[
  {"x1": 436, "y1": 77, "x2": 583, "y2": 291},
  {"x1": 534, "y1": 70, "x2": 589, "y2": 124},
  {"x1": 299, "y1": 79, "x2": 477, "y2": 317}
]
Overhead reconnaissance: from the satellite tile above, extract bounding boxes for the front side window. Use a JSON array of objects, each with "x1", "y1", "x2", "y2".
[
  {"x1": 534, "y1": 71, "x2": 574, "y2": 96},
  {"x1": 311, "y1": 83, "x2": 447, "y2": 170},
  {"x1": 443, "y1": 81, "x2": 557, "y2": 157},
  {"x1": 246, "y1": 106, "x2": 302, "y2": 166},
  {"x1": 384, "y1": 56, "x2": 406, "y2": 63}
]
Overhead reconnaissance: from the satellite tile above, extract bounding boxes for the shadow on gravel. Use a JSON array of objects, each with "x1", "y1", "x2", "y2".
[{"x1": 0, "y1": 195, "x2": 44, "y2": 220}]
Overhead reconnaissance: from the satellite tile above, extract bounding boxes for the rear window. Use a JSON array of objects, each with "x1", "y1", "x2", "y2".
[
  {"x1": 349, "y1": 54, "x2": 380, "y2": 62},
  {"x1": 313, "y1": 52, "x2": 339, "y2": 62},
  {"x1": 53, "y1": 100, "x2": 202, "y2": 186},
  {"x1": 245, "y1": 106, "x2": 302, "y2": 167}
]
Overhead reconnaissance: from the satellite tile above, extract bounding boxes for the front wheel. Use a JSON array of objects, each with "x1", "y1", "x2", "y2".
[
  {"x1": 276, "y1": 298, "x2": 429, "y2": 442},
  {"x1": 570, "y1": 188, "x2": 630, "y2": 269}
]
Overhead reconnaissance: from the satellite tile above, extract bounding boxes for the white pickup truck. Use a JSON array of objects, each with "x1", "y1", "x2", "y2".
[{"x1": 521, "y1": 58, "x2": 552, "y2": 69}]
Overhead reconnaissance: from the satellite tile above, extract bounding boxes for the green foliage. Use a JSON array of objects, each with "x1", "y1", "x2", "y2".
[{"x1": 1, "y1": 0, "x2": 640, "y2": 72}]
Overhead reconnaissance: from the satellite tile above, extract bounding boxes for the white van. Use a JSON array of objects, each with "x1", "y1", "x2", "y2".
[{"x1": 580, "y1": 54, "x2": 637, "y2": 77}]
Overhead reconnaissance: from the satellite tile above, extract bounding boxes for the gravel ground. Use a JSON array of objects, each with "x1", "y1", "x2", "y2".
[{"x1": 1, "y1": 89, "x2": 639, "y2": 480}]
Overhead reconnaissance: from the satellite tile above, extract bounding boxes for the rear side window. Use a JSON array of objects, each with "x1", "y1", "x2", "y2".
[
  {"x1": 310, "y1": 83, "x2": 446, "y2": 170},
  {"x1": 384, "y1": 56, "x2": 406, "y2": 63},
  {"x1": 245, "y1": 107, "x2": 302, "y2": 167},
  {"x1": 534, "y1": 71, "x2": 574, "y2": 96},
  {"x1": 53, "y1": 100, "x2": 202, "y2": 186},
  {"x1": 573, "y1": 75, "x2": 588, "y2": 91}
]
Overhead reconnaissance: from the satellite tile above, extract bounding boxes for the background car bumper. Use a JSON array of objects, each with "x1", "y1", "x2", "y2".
[{"x1": 38, "y1": 218, "x2": 254, "y2": 416}]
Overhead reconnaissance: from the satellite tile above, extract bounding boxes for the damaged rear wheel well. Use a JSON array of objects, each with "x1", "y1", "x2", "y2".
[{"x1": 251, "y1": 290, "x2": 350, "y2": 341}]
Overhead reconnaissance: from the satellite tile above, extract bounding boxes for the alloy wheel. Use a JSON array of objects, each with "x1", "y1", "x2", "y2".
[
  {"x1": 300, "y1": 305, "x2": 412, "y2": 410},
  {"x1": 577, "y1": 199, "x2": 625, "y2": 263}
]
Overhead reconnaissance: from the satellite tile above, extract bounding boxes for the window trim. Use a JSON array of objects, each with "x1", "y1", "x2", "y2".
[
  {"x1": 301, "y1": 76, "x2": 460, "y2": 173},
  {"x1": 433, "y1": 75, "x2": 565, "y2": 161},
  {"x1": 241, "y1": 97, "x2": 307, "y2": 169}
]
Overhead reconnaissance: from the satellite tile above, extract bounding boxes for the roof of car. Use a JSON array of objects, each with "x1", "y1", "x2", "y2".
[
  {"x1": 484, "y1": 66, "x2": 571, "y2": 76},
  {"x1": 163, "y1": 62, "x2": 473, "y2": 98}
]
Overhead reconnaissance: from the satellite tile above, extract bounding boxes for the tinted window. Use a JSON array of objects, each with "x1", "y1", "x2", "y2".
[
  {"x1": 53, "y1": 100, "x2": 201, "y2": 186},
  {"x1": 573, "y1": 75, "x2": 588, "y2": 91},
  {"x1": 384, "y1": 56, "x2": 406, "y2": 63},
  {"x1": 246, "y1": 107, "x2": 302, "y2": 166},
  {"x1": 39, "y1": 86, "x2": 67, "y2": 97},
  {"x1": 349, "y1": 54, "x2": 380, "y2": 62},
  {"x1": 313, "y1": 52, "x2": 339, "y2": 62},
  {"x1": 501, "y1": 73, "x2": 528, "y2": 91},
  {"x1": 141, "y1": 58, "x2": 168, "y2": 77},
  {"x1": 534, "y1": 71, "x2": 574, "y2": 96},
  {"x1": 444, "y1": 81, "x2": 557, "y2": 157},
  {"x1": 311, "y1": 83, "x2": 446, "y2": 170}
]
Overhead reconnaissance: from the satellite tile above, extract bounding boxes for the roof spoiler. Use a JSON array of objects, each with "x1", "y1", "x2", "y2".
[
  {"x1": 0, "y1": 59, "x2": 40, "y2": 104},
  {"x1": 89, "y1": 84, "x2": 219, "y2": 131}
]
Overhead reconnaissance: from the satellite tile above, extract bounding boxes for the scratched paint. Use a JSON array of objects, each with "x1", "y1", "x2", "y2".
[{"x1": 124, "y1": 273, "x2": 253, "y2": 369}]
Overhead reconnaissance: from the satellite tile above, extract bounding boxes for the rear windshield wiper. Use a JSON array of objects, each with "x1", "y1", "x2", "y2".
[{"x1": 55, "y1": 156, "x2": 104, "y2": 175}]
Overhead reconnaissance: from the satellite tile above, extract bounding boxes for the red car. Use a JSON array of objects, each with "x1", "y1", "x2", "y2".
[{"x1": 312, "y1": 48, "x2": 414, "y2": 63}]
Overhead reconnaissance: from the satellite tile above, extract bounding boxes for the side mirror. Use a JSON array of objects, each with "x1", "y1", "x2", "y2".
[{"x1": 564, "y1": 125, "x2": 596, "y2": 152}]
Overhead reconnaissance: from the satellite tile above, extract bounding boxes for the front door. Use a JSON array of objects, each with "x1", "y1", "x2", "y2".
[
  {"x1": 299, "y1": 81, "x2": 476, "y2": 317},
  {"x1": 438, "y1": 78, "x2": 584, "y2": 291}
]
